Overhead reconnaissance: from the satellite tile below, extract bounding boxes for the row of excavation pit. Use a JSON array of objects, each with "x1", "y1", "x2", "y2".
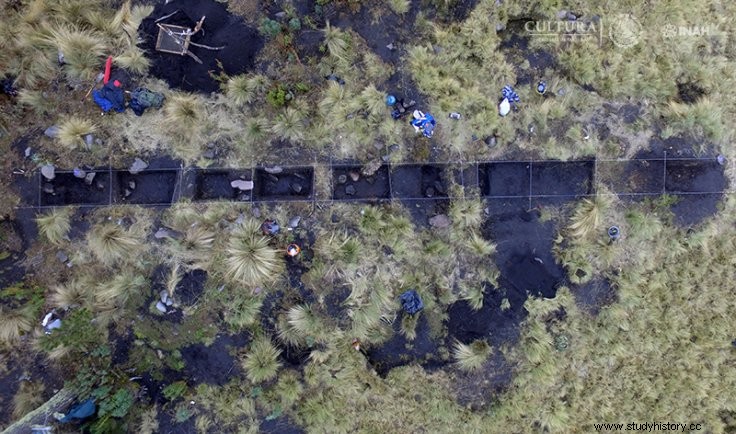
[{"x1": 15, "y1": 159, "x2": 728, "y2": 207}]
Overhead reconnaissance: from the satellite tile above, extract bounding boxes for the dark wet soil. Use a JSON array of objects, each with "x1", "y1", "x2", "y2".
[
  {"x1": 116, "y1": 170, "x2": 178, "y2": 205},
  {"x1": 391, "y1": 165, "x2": 448, "y2": 199},
  {"x1": 260, "y1": 416, "x2": 306, "y2": 434},
  {"x1": 400, "y1": 198, "x2": 451, "y2": 228},
  {"x1": 174, "y1": 269, "x2": 208, "y2": 305},
  {"x1": 452, "y1": 350, "x2": 513, "y2": 411},
  {"x1": 597, "y1": 159, "x2": 665, "y2": 194},
  {"x1": 570, "y1": 278, "x2": 616, "y2": 315},
  {"x1": 366, "y1": 313, "x2": 446, "y2": 377},
  {"x1": 665, "y1": 160, "x2": 726, "y2": 193},
  {"x1": 332, "y1": 165, "x2": 390, "y2": 200},
  {"x1": 253, "y1": 167, "x2": 313, "y2": 201},
  {"x1": 480, "y1": 162, "x2": 530, "y2": 197},
  {"x1": 180, "y1": 332, "x2": 249, "y2": 385},
  {"x1": 139, "y1": 0, "x2": 264, "y2": 93},
  {"x1": 531, "y1": 161, "x2": 594, "y2": 196},
  {"x1": 41, "y1": 171, "x2": 110, "y2": 206},
  {"x1": 193, "y1": 169, "x2": 252, "y2": 201}
]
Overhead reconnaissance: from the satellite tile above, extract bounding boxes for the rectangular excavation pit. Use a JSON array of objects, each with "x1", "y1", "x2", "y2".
[
  {"x1": 479, "y1": 162, "x2": 530, "y2": 197},
  {"x1": 13, "y1": 173, "x2": 40, "y2": 206},
  {"x1": 193, "y1": 169, "x2": 253, "y2": 201},
  {"x1": 253, "y1": 167, "x2": 313, "y2": 201},
  {"x1": 114, "y1": 170, "x2": 178, "y2": 205},
  {"x1": 596, "y1": 160, "x2": 665, "y2": 194},
  {"x1": 531, "y1": 161, "x2": 594, "y2": 197},
  {"x1": 391, "y1": 165, "x2": 449, "y2": 199},
  {"x1": 665, "y1": 160, "x2": 726, "y2": 193},
  {"x1": 332, "y1": 165, "x2": 390, "y2": 200},
  {"x1": 40, "y1": 171, "x2": 111, "y2": 206}
]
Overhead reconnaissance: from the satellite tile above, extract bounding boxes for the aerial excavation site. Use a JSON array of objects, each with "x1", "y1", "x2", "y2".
[{"x1": 0, "y1": 0, "x2": 735, "y2": 433}]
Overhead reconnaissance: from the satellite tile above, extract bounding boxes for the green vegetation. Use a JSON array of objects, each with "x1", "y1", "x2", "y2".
[{"x1": 36, "y1": 208, "x2": 72, "y2": 245}]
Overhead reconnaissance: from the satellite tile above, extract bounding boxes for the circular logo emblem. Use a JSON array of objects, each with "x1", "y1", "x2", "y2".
[
  {"x1": 609, "y1": 14, "x2": 643, "y2": 48},
  {"x1": 661, "y1": 23, "x2": 678, "y2": 38}
]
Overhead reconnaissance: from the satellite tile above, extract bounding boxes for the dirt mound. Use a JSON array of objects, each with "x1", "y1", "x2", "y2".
[{"x1": 139, "y1": 0, "x2": 263, "y2": 93}]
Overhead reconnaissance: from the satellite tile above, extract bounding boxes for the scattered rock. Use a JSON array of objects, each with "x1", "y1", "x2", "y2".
[
  {"x1": 349, "y1": 171, "x2": 360, "y2": 182},
  {"x1": 331, "y1": 213, "x2": 340, "y2": 223},
  {"x1": 41, "y1": 164, "x2": 55, "y2": 180},
  {"x1": 345, "y1": 185, "x2": 356, "y2": 196},
  {"x1": 154, "y1": 228, "x2": 184, "y2": 240},
  {"x1": 386, "y1": 42, "x2": 395, "y2": 51},
  {"x1": 46, "y1": 318, "x2": 62, "y2": 332},
  {"x1": 382, "y1": 155, "x2": 390, "y2": 163},
  {"x1": 557, "y1": 88, "x2": 567, "y2": 96},
  {"x1": 44, "y1": 126, "x2": 60, "y2": 138},
  {"x1": 56, "y1": 251, "x2": 69, "y2": 263},
  {"x1": 264, "y1": 165, "x2": 283, "y2": 174},
  {"x1": 160, "y1": 290, "x2": 169, "y2": 304},
  {"x1": 429, "y1": 214, "x2": 451, "y2": 228},
  {"x1": 155, "y1": 301, "x2": 167, "y2": 313},
  {"x1": 275, "y1": 11, "x2": 287, "y2": 19},
  {"x1": 484, "y1": 136, "x2": 497, "y2": 147},
  {"x1": 202, "y1": 149, "x2": 216, "y2": 159},
  {"x1": 337, "y1": 174, "x2": 347, "y2": 184},
  {"x1": 96, "y1": 181, "x2": 105, "y2": 190},
  {"x1": 73, "y1": 168, "x2": 86, "y2": 179},
  {"x1": 495, "y1": 22, "x2": 505, "y2": 31},
  {"x1": 95, "y1": 72, "x2": 105, "y2": 83},
  {"x1": 425, "y1": 187, "x2": 435, "y2": 198},
  {"x1": 717, "y1": 155, "x2": 726, "y2": 165},
  {"x1": 42, "y1": 183, "x2": 54, "y2": 194},
  {"x1": 499, "y1": 98, "x2": 511, "y2": 117},
  {"x1": 165, "y1": 299, "x2": 173, "y2": 307},
  {"x1": 124, "y1": 188, "x2": 132, "y2": 198},
  {"x1": 128, "y1": 180, "x2": 136, "y2": 190},
  {"x1": 362, "y1": 159, "x2": 382, "y2": 176},
  {"x1": 252, "y1": 207, "x2": 261, "y2": 218},
  {"x1": 231, "y1": 180, "x2": 254, "y2": 191},
  {"x1": 24, "y1": 147, "x2": 31, "y2": 158},
  {"x1": 84, "y1": 134, "x2": 94, "y2": 147},
  {"x1": 567, "y1": 12, "x2": 577, "y2": 21},
  {"x1": 95, "y1": 138, "x2": 103, "y2": 146},
  {"x1": 129, "y1": 158, "x2": 148, "y2": 174},
  {"x1": 206, "y1": 142, "x2": 216, "y2": 149},
  {"x1": 291, "y1": 182, "x2": 303, "y2": 194},
  {"x1": 389, "y1": 144, "x2": 400, "y2": 153},
  {"x1": 57, "y1": 50, "x2": 65, "y2": 65},
  {"x1": 556, "y1": 10, "x2": 568, "y2": 19},
  {"x1": 288, "y1": 216, "x2": 301, "y2": 228}
]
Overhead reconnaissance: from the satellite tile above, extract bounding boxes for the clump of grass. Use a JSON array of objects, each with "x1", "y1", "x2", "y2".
[
  {"x1": 271, "y1": 107, "x2": 306, "y2": 143},
  {"x1": 567, "y1": 196, "x2": 611, "y2": 240},
  {"x1": 36, "y1": 208, "x2": 71, "y2": 245},
  {"x1": 449, "y1": 200, "x2": 485, "y2": 231},
  {"x1": 386, "y1": 0, "x2": 411, "y2": 14},
  {"x1": 453, "y1": 340, "x2": 491, "y2": 372},
  {"x1": 460, "y1": 283, "x2": 485, "y2": 310},
  {"x1": 223, "y1": 219, "x2": 282, "y2": 287},
  {"x1": 18, "y1": 89, "x2": 53, "y2": 115},
  {"x1": 115, "y1": 47, "x2": 149, "y2": 75},
  {"x1": 138, "y1": 407, "x2": 159, "y2": 434},
  {"x1": 464, "y1": 232, "x2": 495, "y2": 256},
  {"x1": 58, "y1": 116, "x2": 96, "y2": 149},
  {"x1": 243, "y1": 337, "x2": 282, "y2": 383},
  {"x1": 95, "y1": 273, "x2": 147, "y2": 309},
  {"x1": 224, "y1": 294, "x2": 263, "y2": 330},
  {"x1": 12, "y1": 380, "x2": 45, "y2": 420},
  {"x1": 0, "y1": 307, "x2": 34, "y2": 345},
  {"x1": 166, "y1": 263, "x2": 182, "y2": 298},
  {"x1": 49, "y1": 279, "x2": 93, "y2": 310},
  {"x1": 46, "y1": 25, "x2": 106, "y2": 80},
  {"x1": 87, "y1": 223, "x2": 143, "y2": 266},
  {"x1": 322, "y1": 21, "x2": 348, "y2": 60},
  {"x1": 279, "y1": 304, "x2": 329, "y2": 346}
]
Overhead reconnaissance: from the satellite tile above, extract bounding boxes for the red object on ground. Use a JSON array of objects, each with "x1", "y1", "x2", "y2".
[
  {"x1": 103, "y1": 56, "x2": 113, "y2": 84},
  {"x1": 286, "y1": 244, "x2": 301, "y2": 257},
  {"x1": 113, "y1": 80, "x2": 121, "y2": 88}
]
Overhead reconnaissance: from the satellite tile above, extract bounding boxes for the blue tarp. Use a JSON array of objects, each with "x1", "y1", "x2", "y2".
[
  {"x1": 92, "y1": 83, "x2": 125, "y2": 113},
  {"x1": 60, "y1": 398, "x2": 96, "y2": 423},
  {"x1": 400, "y1": 290, "x2": 424, "y2": 315},
  {"x1": 410, "y1": 112, "x2": 436, "y2": 138}
]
